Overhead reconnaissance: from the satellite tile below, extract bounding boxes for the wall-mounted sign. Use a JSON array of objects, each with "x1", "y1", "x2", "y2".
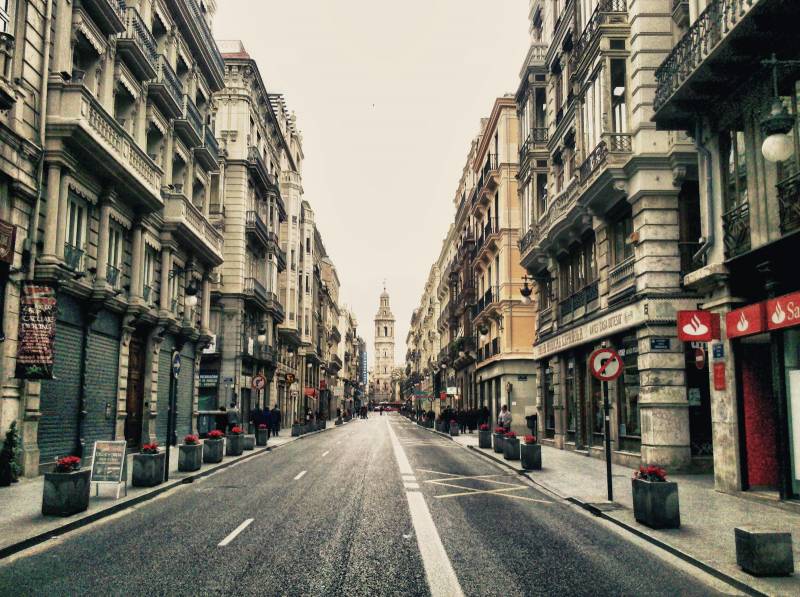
[
  {"x1": 446, "y1": 386, "x2": 457, "y2": 395},
  {"x1": 589, "y1": 348, "x2": 624, "y2": 382},
  {"x1": 687, "y1": 388, "x2": 702, "y2": 406},
  {"x1": 694, "y1": 348, "x2": 706, "y2": 370},
  {"x1": 713, "y1": 362, "x2": 726, "y2": 391},
  {"x1": 650, "y1": 338, "x2": 671, "y2": 351},
  {"x1": 726, "y1": 303, "x2": 767, "y2": 339},
  {"x1": 15, "y1": 283, "x2": 57, "y2": 379},
  {"x1": 199, "y1": 373, "x2": 219, "y2": 388},
  {"x1": 712, "y1": 343, "x2": 724, "y2": 360},
  {"x1": 677, "y1": 311, "x2": 720, "y2": 342},
  {"x1": 767, "y1": 291, "x2": 800, "y2": 331},
  {"x1": 252, "y1": 374, "x2": 266, "y2": 390}
]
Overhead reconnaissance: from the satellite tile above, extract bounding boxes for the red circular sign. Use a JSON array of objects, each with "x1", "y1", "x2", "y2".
[
  {"x1": 694, "y1": 348, "x2": 706, "y2": 370},
  {"x1": 588, "y1": 348, "x2": 624, "y2": 382},
  {"x1": 252, "y1": 374, "x2": 266, "y2": 390}
]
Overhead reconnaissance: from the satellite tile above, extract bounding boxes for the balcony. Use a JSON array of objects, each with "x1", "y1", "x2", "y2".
[
  {"x1": 46, "y1": 82, "x2": 163, "y2": 211},
  {"x1": 247, "y1": 146, "x2": 280, "y2": 194},
  {"x1": 722, "y1": 201, "x2": 751, "y2": 258},
  {"x1": 571, "y1": 0, "x2": 628, "y2": 69},
  {"x1": 778, "y1": 172, "x2": 800, "y2": 236},
  {"x1": 476, "y1": 153, "x2": 499, "y2": 200},
  {"x1": 329, "y1": 354, "x2": 343, "y2": 372},
  {"x1": 558, "y1": 281, "x2": 600, "y2": 324},
  {"x1": 117, "y1": 8, "x2": 158, "y2": 80},
  {"x1": 106, "y1": 264, "x2": 120, "y2": 289},
  {"x1": 173, "y1": 95, "x2": 202, "y2": 148},
  {"x1": 266, "y1": 291, "x2": 285, "y2": 324},
  {"x1": 165, "y1": 0, "x2": 225, "y2": 90},
  {"x1": 244, "y1": 277, "x2": 268, "y2": 307},
  {"x1": 81, "y1": 0, "x2": 126, "y2": 34},
  {"x1": 448, "y1": 336, "x2": 477, "y2": 369},
  {"x1": 329, "y1": 326, "x2": 342, "y2": 344},
  {"x1": 162, "y1": 192, "x2": 224, "y2": 265},
  {"x1": 608, "y1": 257, "x2": 636, "y2": 297},
  {"x1": 195, "y1": 125, "x2": 220, "y2": 171},
  {"x1": 653, "y1": 0, "x2": 800, "y2": 131},
  {"x1": 519, "y1": 128, "x2": 549, "y2": 163},
  {"x1": 64, "y1": 243, "x2": 85, "y2": 272},
  {"x1": 245, "y1": 210, "x2": 271, "y2": 248},
  {"x1": 147, "y1": 55, "x2": 183, "y2": 119},
  {"x1": 0, "y1": 32, "x2": 15, "y2": 110},
  {"x1": 475, "y1": 217, "x2": 500, "y2": 258},
  {"x1": 475, "y1": 286, "x2": 500, "y2": 317},
  {"x1": 143, "y1": 284, "x2": 154, "y2": 307}
]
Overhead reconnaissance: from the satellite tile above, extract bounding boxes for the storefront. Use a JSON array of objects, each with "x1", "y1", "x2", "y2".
[{"x1": 534, "y1": 297, "x2": 702, "y2": 468}]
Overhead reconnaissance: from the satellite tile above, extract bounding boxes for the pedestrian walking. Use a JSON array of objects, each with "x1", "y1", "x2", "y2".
[
  {"x1": 226, "y1": 402, "x2": 240, "y2": 432},
  {"x1": 498, "y1": 404, "x2": 512, "y2": 432},
  {"x1": 271, "y1": 406, "x2": 281, "y2": 436}
]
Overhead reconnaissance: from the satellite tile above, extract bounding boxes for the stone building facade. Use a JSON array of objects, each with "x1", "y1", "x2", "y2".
[
  {"x1": 373, "y1": 288, "x2": 395, "y2": 402},
  {"x1": 517, "y1": 0, "x2": 705, "y2": 469},
  {"x1": 653, "y1": 0, "x2": 800, "y2": 499}
]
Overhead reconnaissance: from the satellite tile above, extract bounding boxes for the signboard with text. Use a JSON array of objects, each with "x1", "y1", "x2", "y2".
[
  {"x1": 90, "y1": 441, "x2": 126, "y2": 485},
  {"x1": 767, "y1": 291, "x2": 800, "y2": 331},
  {"x1": 15, "y1": 283, "x2": 57, "y2": 379}
]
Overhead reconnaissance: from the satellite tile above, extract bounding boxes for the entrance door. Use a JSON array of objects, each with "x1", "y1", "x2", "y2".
[
  {"x1": 125, "y1": 335, "x2": 146, "y2": 447},
  {"x1": 740, "y1": 342, "x2": 779, "y2": 490}
]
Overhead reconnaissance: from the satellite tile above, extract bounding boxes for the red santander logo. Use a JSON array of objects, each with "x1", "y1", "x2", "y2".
[
  {"x1": 726, "y1": 303, "x2": 766, "y2": 339},
  {"x1": 767, "y1": 291, "x2": 800, "y2": 331}
]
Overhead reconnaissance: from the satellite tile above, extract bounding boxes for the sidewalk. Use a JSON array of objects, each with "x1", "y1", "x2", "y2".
[
  {"x1": 0, "y1": 423, "x2": 336, "y2": 559},
  {"x1": 430, "y1": 426, "x2": 799, "y2": 596}
]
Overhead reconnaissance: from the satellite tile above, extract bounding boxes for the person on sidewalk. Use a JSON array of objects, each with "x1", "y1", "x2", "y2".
[
  {"x1": 271, "y1": 406, "x2": 281, "y2": 436},
  {"x1": 480, "y1": 405, "x2": 490, "y2": 427},
  {"x1": 215, "y1": 406, "x2": 228, "y2": 433},
  {"x1": 226, "y1": 402, "x2": 240, "y2": 432},
  {"x1": 498, "y1": 404, "x2": 512, "y2": 432}
]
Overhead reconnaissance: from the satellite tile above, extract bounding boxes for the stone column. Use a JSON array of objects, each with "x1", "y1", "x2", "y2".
[
  {"x1": 184, "y1": 156, "x2": 194, "y2": 199},
  {"x1": 632, "y1": 191, "x2": 682, "y2": 293},
  {"x1": 551, "y1": 356, "x2": 565, "y2": 449},
  {"x1": 159, "y1": 245, "x2": 172, "y2": 313},
  {"x1": 163, "y1": 124, "x2": 175, "y2": 185},
  {"x1": 55, "y1": 173, "x2": 70, "y2": 261},
  {"x1": 130, "y1": 222, "x2": 143, "y2": 300},
  {"x1": 201, "y1": 276, "x2": 211, "y2": 333},
  {"x1": 41, "y1": 164, "x2": 62, "y2": 261},
  {"x1": 637, "y1": 324, "x2": 691, "y2": 469},
  {"x1": 95, "y1": 199, "x2": 112, "y2": 285}
]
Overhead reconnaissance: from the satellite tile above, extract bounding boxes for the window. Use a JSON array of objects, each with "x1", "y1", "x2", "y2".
[
  {"x1": 610, "y1": 210, "x2": 634, "y2": 265},
  {"x1": 384, "y1": 326, "x2": 388, "y2": 337},
  {"x1": 721, "y1": 130, "x2": 748, "y2": 210},
  {"x1": 108, "y1": 224, "x2": 123, "y2": 288},
  {"x1": 305, "y1": 274, "x2": 310, "y2": 294},
  {"x1": 143, "y1": 247, "x2": 156, "y2": 301},
  {"x1": 536, "y1": 173, "x2": 548, "y2": 218},
  {"x1": 610, "y1": 59, "x2": 628, "y2": 134},
  {"x1": 543, "y1": 366, "x2": 555, "y2": 438},
  {"x1": 0, "y1": 0, "x2": 10, "y2": 33},
  {"x1": 565, "y1": 359, "x2": 576, "y2": 436},
  {"x1": 66, "y1": 195, "x2": 87, "y2": 271},
  {"x1": 291, "y1": 249, "x2": 296, "y2": 271},
  {"x1": 538, "y1": 275, "x2": 553, "y2": 310},
  {"x1": 617, "y1": 336, "x2": 641, "y2": 451},
  {"x1": 306, "y1": 237, "x2": 310, "y2": 253}
]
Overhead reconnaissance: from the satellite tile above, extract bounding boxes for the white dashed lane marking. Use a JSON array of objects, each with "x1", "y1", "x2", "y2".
[
  {"x1": 218, "y1": 519, "x2": 253, "y2": 547},
  {"x1": 294, "y1": 470, "x2": 307, "y2": 481}
]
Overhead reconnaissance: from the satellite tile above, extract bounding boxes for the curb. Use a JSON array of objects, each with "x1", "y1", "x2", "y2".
[
  {"x1": 0, "y1": 420, "x2": 345, "y2": 561},
  {"x1": 413, "y1": 421, "x2": 764, "y2": 597}
]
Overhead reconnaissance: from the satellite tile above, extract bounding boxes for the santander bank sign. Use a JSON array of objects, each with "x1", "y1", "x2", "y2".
[{"x1": 767, "y1": 291, "x2": 800, "y2": 331}]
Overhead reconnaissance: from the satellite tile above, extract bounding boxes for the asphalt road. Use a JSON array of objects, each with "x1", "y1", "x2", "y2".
[{"x1": 0, "y1": 415, "x2": 727, "y2": 597}]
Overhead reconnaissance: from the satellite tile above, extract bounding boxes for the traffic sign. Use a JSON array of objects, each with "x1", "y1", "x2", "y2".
[
  {"x1": 172, "y1": 352, "x2": 181, "y2": 379},
  {"x1": 694, "y1": 347, "x2": 706, "y2": 370},
  {"x1": 589, "y1": 348, "x2": 623, "y2": 382},
  {"x1": 252, "y1": 374, "x2": 266, "y2": 391}
]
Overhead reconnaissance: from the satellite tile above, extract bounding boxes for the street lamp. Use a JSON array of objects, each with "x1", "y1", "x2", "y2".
[
  {"x1": 477, "y1": 323, "x2": 489, "y2": 343},
  {"x1": 760, "y1": 54, "x2": 800, "y2": 163},
  {"x1": 257, "y1": 326, "x2": 267, "y2": 344},
  {"x1": 519, "y1": 275, "x2": 533, "y2": 305}
]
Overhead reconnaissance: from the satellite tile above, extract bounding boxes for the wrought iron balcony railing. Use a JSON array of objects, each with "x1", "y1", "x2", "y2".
[
  {"x1": 778, "y1": 172, "x2": 800, "y2": 236},
  {"x1": 106, "y1": 264, "x2": 120, "y2": 288},
  {"x1": 64, "y1": 243, "x2": 85, "y2": 272},
  {"x1": 722, "y1": 201, "x2": 751, "y2": 258},
  {"x1": 572, "y1": 0, "x2": 627, "y2": 66},
  {"x1": 120, "y1": 8, "x2": 157, "y2": 72},
  {"x1": 608, "y1": 256, "x2": 635, "y2": 290}
]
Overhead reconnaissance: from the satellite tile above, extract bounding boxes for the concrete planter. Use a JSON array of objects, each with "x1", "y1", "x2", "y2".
[
  {"x1": 178, "y1": 443, "x2": 202, "y2": 472},
  {"x1": 243, "y1": 435, "x2": 256, "y2": 450},
  {"x1": 632, "y1": 478, "x2": 680, "y2": 529},
  {"x1": 132, "y1": 452, "x2": 166, "y2": 487},
  {"x1": 256, "y1": 428, "x2": 269, "y2": 446},
  {"x1": 493, "y1": 433, "x2": 504, "y2": 453},
  {"x1": 503, "y1": 437, "x2": 520, "y2": 461},
  {"x1": 335, "y1": 418, "x2": 343, "y2": 426},
  {"x1": 203, "y1": 438, "x2": 224, "y2": 463},
  {"x1": 520, "y1": 443, "x2": 542, "y2": 470},
  {"x1": 449, "y1": 423, "x2": 459, "y2": 436},
  {"x1": 291, "y1": 424, "x2": 302, "y2": 436},
  {"x1": 478, "y1": 430, "x2": 492, "y2": 449},
  {"x1": 735, "y1": 527, "x2": 794, "y2": 576},
  {"x1": 226, "y1": 434, "x2": 245, "y2": 456},
  {"x1": 42, "y1": 469, "x2": 91, "y2": 516}
]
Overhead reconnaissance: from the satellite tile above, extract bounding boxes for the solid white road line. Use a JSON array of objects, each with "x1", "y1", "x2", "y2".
[
  {"x1": 386, "y1": 418, "x2": 464, "y2": 597},
  {"x1": 218, "y1": 518, "x2": 253, "y2": 547},
  {"x1": 322, "y1": 450, "x2": 330, "y2": 457},
  {"x1": 294, "y1": 470, "x2": 307, "y2": 480}
]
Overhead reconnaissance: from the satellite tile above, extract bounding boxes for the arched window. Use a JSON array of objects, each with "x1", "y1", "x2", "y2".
[{"x1": 384, "y1": 326, "x2": 388, "y2": 336}]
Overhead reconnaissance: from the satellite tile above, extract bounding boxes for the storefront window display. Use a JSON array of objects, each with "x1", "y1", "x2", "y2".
[{"x1": 617, "y1": 336, "x2": 641, "y2": 452}]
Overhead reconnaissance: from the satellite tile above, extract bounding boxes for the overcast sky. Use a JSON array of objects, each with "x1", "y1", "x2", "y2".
[{"x1": 215, "y1": 1, "x2": 530, "y2": 368}]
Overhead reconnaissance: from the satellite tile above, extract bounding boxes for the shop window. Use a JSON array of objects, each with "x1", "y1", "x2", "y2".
[
  {"x1": 543, "y1": 366, "x2": 555, "y2": 439},
  {"x1": 609, "y1": 209, "x2": 634, "y2": 265},
  {"x1": 565, "y1": 359, "x2": 577, "y2": 441},
  {"x1": 617, "y1": 336, "x2": 641, "y2": 452}
]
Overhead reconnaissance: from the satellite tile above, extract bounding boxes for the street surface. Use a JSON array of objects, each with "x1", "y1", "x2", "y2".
[{"x1": 0, "y1": 415, "x2": 728, "y2": 596}]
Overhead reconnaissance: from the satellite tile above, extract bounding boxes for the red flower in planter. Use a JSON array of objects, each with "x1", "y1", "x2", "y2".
[
  {"x1": 479, "y1": 424, "x2": 489, "y2": 431},
  {"x1": 54, "y1": 456, "x2": 81, "y2": 473},
  {"x1": 141, "y1": 443, "x2": 159, "y2": 454},
  {"x1": 258, "y1": 424, "x2": 268, "y2": 430},
  {"x1": 184, "y1": 435, "x2": 199, "y2": 445},
  {"x1": 524, "y1": 434, "x2": 537, "y2": 445},
  {"x1": 494, "y1": 427, "x2": 505, "y2": 434},
  {"x1": 633, "y1": 465, "x2": 667, "y2": 482},
  {"x1": 207, "y1": 430, "x2": 224, "y2": 439},
  {"x1": 230, "y1": 426, "x2": 244, "y2": 435},
  {"x1": 504, "y1": 431, "x2": 517, "y2": 439}
]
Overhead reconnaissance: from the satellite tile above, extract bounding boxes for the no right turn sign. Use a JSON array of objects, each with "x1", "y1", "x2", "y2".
[{"x1": 589, "y1": 348, "x2": 624, "y2": 382}]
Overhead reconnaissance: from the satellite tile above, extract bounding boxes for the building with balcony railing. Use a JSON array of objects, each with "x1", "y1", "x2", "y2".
[
  {"x1": 200, "y1": 40, "x2": 289, "y2": 430},
  {"x1": 516, "y1": 0, "x2": 706, "y2": 471},
  {"x1": 652, "y1": 0, "x2": 800, "y2": 501},
  {"x1": 8, "y1": 0, "x2": 227, "y2": 475}
]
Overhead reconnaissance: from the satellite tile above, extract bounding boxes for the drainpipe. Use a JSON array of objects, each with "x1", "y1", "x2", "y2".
[
  {"x1": 692, "y1": 120, "x2": 715, "y2": 265},
  {"x1": 25, "y1": 0, "x2": 54, "y2": 278}
]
